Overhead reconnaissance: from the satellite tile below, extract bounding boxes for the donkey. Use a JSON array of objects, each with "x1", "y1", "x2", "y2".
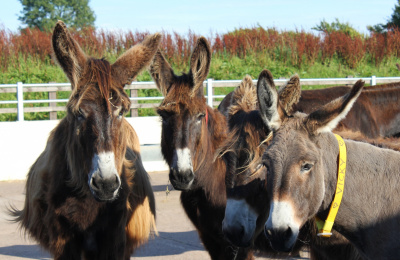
[
  {"x1": 220, "y1": 72, "x2": 366, "y2": 260},
  {"x1": 261, "y1": 76, "x2": 400, "y2": 258},
  {"x1": 293, "y1": 82, "x2": 400, "y2": 138},
  {"x1": 150, "y1": 37, "x2": 256, "y2": 259},
  {"x1": 9, "y1": 21, "x2": 161, "y2": 260}
]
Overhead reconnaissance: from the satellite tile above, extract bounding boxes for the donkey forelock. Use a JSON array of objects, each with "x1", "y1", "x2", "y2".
[
  {"x1": 68, "y1": 58, "x2": 131, "y2": 116},
  {"x1": 157, "y1": 76, "x2": 207, "y2": 116}
]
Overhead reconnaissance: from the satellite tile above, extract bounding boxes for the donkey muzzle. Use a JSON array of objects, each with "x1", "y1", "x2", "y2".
[
  {"x1": 89, "y1": 152, "x2": 121, "y2": 201},
  {"x1": 222, "y1": 199, "x2": 257, "y2": 247},
  {"x1": 264, "y1": 225, "x2": 299, "y2": 252},
  {"x1": 169, "y1": 167, "x2": 194, "y2": 191},
  {"x1": 264, "y1": 200, "x2": 300, "y2": 252},
  {"x1": 169, "y1": 148, "x2": 195, "y2": 190}
]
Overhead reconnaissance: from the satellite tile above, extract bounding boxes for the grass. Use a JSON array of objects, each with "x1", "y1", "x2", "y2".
[{"x1": 1, "y1": 48, "x2": 400, "y2": 121}]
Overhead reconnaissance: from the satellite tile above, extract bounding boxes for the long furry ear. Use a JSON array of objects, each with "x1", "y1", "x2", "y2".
[
  {"x1": 229, "y1": 75, "x2": 256, "y2": 115},
  {"x1": 278, "y1": 74, "x2": 301, "y2": 115},
  {"x1": 190, "y1": 37, "x2": 211, "y2": 97},
  {"x1": 305, "y1": 80, "x2": 364, "y2": 135},
  {"x1": 149, "y1": 50, "x2": 175, "y2": 96},
  {"x1": 111, "y1": 33, "x2": 162, "y2": 86},
  {"x1": 52, "y1": 20, "x2": 87, "y2": 89},
  {"x1": 257, "y1": 69, "x2": 282, "y2": 130}
]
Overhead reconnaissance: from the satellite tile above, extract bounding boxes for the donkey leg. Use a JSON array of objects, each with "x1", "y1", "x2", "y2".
[
  {"x1": 53, "y1": 238, "x2": 83, "y2": 260},
  {"x1": 200, "y1": 231, "x2": 254, "y2": 260}
]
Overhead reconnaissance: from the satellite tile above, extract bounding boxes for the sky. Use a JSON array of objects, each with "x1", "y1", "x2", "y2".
[{"x1": 0, "y1": 0, "x2": 397, "y2": 36}]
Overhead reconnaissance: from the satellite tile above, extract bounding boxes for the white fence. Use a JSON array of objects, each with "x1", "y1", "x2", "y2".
[
  {"x1": 2, "y1": 76, "x2": 400, "y2": 121},
  {"x1": 2, "y1": 76, "x2": 400, "y2": 180},
  {"x1": 0, "y1": 117, "x2": 167, "y2": 181}
]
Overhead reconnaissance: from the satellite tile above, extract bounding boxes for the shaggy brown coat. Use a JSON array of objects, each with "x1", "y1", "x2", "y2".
[
  {"x1": 9, "y1": 21, "x2": 161, "y2": 260},
  {"x1": 150, "y1": 37, "x2": 254, "y2": 259}
]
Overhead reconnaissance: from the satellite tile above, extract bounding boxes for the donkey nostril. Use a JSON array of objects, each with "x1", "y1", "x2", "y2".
[
  {"x1": 91, "y1": 177, "x2": 99, "y2": 190},
  {"x1": 285, "y1": 227, "x2": 292, "y2": 238}
]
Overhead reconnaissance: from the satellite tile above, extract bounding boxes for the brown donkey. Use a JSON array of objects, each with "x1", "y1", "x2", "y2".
[
  {"x1": 261, "y1": 77, "x2": 400, "y2": 258},
  {"x1": 294, "y1": 82, "x2": 400, "y2": 138},
  {"x1": 150, "y1": 37, "x2": 255, "y2": 259},
  {"x1": 9, "y1": 21, "x2": 161, "y2": 260}
]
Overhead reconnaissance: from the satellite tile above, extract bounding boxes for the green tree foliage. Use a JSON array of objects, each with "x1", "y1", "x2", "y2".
[
  {"x1": 368, "y1": 0, "x2": 400, "y2": 33},
  {"x1": 18, "y1": 0, "x2": 96, "y2": 31},
  {"x1": 312, "y1": 18, "x2": 361, "y2": 38}
]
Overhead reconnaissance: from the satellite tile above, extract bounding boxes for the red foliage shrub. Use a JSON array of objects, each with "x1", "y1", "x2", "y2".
[{"x1": 1, "y1": 25, "x2": 400, "y2": 73}]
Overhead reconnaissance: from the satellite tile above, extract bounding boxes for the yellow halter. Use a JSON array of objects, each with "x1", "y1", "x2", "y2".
[{"x1": 316, "y1": 134, "x2": 347, "y2": 237}]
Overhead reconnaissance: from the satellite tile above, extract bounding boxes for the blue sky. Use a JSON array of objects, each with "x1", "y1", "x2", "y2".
[{"x1": 0, "y1": 0, "x2": 397, "y2": 35}]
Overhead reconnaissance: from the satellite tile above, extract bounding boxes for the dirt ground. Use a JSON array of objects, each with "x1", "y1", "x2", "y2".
[{"x1": 0, "y1": 171, "x2": 309, "y2": 259}]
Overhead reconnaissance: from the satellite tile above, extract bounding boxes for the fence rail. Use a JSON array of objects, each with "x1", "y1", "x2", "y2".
[{"x1": 1, "y1": 76, "x2": 400, "y2": 121}]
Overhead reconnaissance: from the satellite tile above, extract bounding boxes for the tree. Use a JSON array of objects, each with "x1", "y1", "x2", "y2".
[
  {"x1": 368, "y1": 0, "x2": 400, "y2": 33},
  {"x1": 18, "y1": 0, "x2": 96, "y2": 32},
  {"x1": 312, "y1": 18, "x2": 361, "y2": 38}
]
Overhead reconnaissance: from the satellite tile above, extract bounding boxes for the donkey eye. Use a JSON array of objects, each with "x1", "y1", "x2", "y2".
[
  {"x1": 301, "y1": 163, "x2": 314, "y2": 173},
  {"x1": 158, "y1": 111, "x2": 172, "y2": 125},
  {"x1": 77, "y1": 108, "x2": 85, "y2": 121},
  {"x1": 197, "y1": 113, "x2": 205, "y2": 121},
  {"x1": 118, "y1": 110, "x2": 124, "y2": 119}
]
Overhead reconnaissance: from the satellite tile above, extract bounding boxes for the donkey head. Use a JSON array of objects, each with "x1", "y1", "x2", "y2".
[
  {"x1": 53, "y1": 21, "x2": 161, "y2": 201},
  {"x1": 221, "y1": 70, "x2": 301, "y2": 247},
  {"x1": 261, "y1": 79, "x2": 364, "y2": 252},
  {"x1": 150, "y1": 37, "x2": 211, "y2": 191}
]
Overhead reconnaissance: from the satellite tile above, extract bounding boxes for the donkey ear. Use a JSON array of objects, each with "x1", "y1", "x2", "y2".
[
  {"x1": 305, "y1": 80, "x2": 364, "y2": 134},
  {"x1": 257, "y1": 69, "x2": 282, "y2": 131},
  {"x1": 190, "y1": 37, "x2": 211, "y2": 96},
  {"x1": 277, "y1": 74, "x2": 301, "y2": 115},
  {"x1": 111, "y1": 33, "x2": 162, "y2": 86},
  {"x1": 149, "y1": 50, "x2": 175, "y2": 96},
  {"x1": 52, "y1": 20, "x2": 87, "y2": 89}
]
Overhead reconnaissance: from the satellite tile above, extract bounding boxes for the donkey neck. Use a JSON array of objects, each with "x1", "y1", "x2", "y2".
[
  {"x1": 318, "y1": 134, "x2": 400, "y2": 256},
  {"x1": 193, "y1": 107, "x2": 228, "y2": 205}
]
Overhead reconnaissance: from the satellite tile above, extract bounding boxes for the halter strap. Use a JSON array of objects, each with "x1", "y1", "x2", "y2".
[
  {"x1": 316, "y1": 133, "x2": 347, "y2": 237},
  {"x1": 205, "y1": 109, "x2": 209, "y2": 125}
]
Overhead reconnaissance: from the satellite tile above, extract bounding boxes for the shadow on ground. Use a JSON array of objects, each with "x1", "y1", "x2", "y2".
[
  {"x1": 0, "y1": 231, "x2": 204, "y2": 259},
  {"x1": 0, "y1": 245, "x2": 51, "y2": 259},
  {"x1": 133, "y1": 230, "x2": 205, "y2": 257}
]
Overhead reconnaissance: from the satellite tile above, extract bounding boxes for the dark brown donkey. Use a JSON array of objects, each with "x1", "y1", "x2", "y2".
[
  {"x1": 262, "y1": 78, "x2": 400, "y2": 258},
  {"x1": 9, "y1": 21, "x2": 161, "y2": 260},
  {"x1": 150, "y1": 37, "x2": 254, "y2": 259},
  {"x1": 294, "y1": 82, "x2": 400, "y2": 138}
]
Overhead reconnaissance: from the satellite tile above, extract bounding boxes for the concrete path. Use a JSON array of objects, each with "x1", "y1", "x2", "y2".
[{"x1": 0, "y1": 172, "x2": 309, "y2": 259}]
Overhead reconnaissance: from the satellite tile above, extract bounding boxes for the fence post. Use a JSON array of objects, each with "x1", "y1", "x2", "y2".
[
  {"x1": 206, "y1": 78, "x2": 213, "y2": 107},
  {"x1": 49, "y1": 82, "x2": 57, "y2": 120},
  {"x1": 17, "y1": 82, "x2": 24, "y2": 122},
  {"x1": 371, "y1": 75, "x2": 377, "y2": 86},
  {"x1": 130, "y1": 81, "x2": 138, "y2": 117}
]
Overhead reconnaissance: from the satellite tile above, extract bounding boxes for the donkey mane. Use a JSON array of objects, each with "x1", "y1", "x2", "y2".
[
  {"x1": 228, "y1": 75, "x2": 257, "y2": 115},
  {"x1": 194, "y1": 108, "x2": 228, "y2": 203},
  {"x1": 361, "y1": 86, "x2": 400, "y2": 106},
  {"x1": 366, "y1": 81, "x2": 400, "y2": 90}
]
